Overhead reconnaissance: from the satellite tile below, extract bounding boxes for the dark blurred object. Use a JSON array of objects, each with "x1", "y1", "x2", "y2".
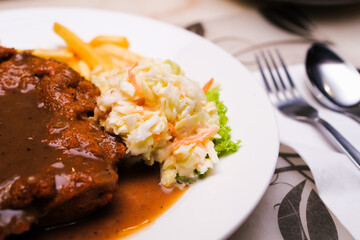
[
  {"x1": 259, "y1": 3, "x2": 314, "y2": 38},
  {"x1": 259, "y1": 0, "x2": 360, "y2": 5},
  {"x1": 185, "y1": 22, "x2": 205, "y2": 36}
]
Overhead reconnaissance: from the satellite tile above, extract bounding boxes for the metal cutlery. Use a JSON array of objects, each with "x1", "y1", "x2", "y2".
[
  {"x1": 258, "y1": 3, "x2": 314, "y2": 38},
  {"x1": 255, "y1": 49, "x2": 360, "y2": 169},
  {"x1": 305, "y1": 43, "x2": 360, "y2": 124}
]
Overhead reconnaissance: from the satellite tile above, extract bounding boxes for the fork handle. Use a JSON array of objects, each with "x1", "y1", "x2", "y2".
[{"x1": 315, "y1": 118, "x2": 360, "y2": 169}]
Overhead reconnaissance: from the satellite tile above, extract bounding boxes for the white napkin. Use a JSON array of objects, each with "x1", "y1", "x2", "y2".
[{"x1": 252, "y1": 64, "x2": 360, "y2": 239}]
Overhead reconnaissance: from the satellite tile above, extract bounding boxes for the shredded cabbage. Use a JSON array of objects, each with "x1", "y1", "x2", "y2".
[{"x1": 91, "y1": 59, "x2": 239, "y2": 188}]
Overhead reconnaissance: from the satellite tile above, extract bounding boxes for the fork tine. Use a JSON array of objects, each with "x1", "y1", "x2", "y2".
[
  {"x1": 261, "y1": 50, "x2": 280, "y2": 91},
  {"x1": 256, "y1": 50, "x2": 360, "y2": 168},
  {"x1": 267, "y1": 50, "x2": 286, "y2": 90},
  {"x1": 255, "y1": 53, "x2": 272, "y2": 93},
  {"x1": 275, "y1": 48, "x2": 296, "y2": 88}
]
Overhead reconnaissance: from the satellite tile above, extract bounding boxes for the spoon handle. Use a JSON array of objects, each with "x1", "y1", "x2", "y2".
[{"x1": 315, "y1": 118, "x2": 360, "y2": 169}]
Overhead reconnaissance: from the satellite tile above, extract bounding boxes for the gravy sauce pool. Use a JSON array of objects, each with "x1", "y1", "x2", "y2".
[
  {"x1": 1, "y1": 89, "x2": 184, "y2": 240},
  {"x1": 0, "y1": 88, "x2": 71, "y2": 182},
  {"x1": 0, "y1": 50, "x2": 185, "y2": 239},
  {"x1": 12, "y1": 163, "x2": 185, "y2": 240}
]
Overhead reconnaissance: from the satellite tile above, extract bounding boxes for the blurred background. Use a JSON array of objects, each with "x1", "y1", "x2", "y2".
[{"x1": 0, "y1": 0, "x2": 360, "y2": 71}]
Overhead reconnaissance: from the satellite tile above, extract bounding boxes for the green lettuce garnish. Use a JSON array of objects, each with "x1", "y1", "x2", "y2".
[
  {"x1": 175, "y1": 174, "x2": 195, "y2": 184},
  {"x1": 194, "y1": 169, "x2": 207, "y2": 179},
  {"x1": 206, "y1": 88, "x2": 240, "y2": 156}
]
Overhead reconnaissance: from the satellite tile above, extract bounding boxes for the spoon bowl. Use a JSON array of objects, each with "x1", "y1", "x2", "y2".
[{"x1": 306, "y1": 43, "x2": 360, "y2": 123}]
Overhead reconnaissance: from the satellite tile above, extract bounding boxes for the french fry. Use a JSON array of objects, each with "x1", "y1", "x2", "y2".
[
  {"x1": 78, "y1": 60, "x2": 91, "y2": 79},
  {"x1": 89, "y1": 35, "x2": 129, "y2": 48},
  {"x1": 32, "y1": 48, "x2": 74, "y2": 61},
  {"x1": 93, "y1": 48, "x2": 115, "y2": 70},
  {"x1": 51, "y1": 23, "x2": 145, "y2": 75},
  {"x1": 53, "y1": 23, "x2": 107, "y2": 70},
  {"x1": 65, "y1": 58, "x2": 80, "y2": 73},
  {"x1": 110, "y1": 57, "x2": 130, "y2": 69},
  {"x1": 94, "y1": 44, "x2": 144, "y2": 65}
]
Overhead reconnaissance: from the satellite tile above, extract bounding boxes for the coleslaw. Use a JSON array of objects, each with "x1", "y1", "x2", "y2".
[{"x1": 91, "y1": 59, "x2": 237, "y2": 188}]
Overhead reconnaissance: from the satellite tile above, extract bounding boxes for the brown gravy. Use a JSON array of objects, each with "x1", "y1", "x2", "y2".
[
  {"x1": 11, "y1": 163, "x2": 185, "y2": 240},
  {"x1": 0, "y1": 48, "x2": 185, "y2": 239},
  {"x1": 0, "y1": 88, "x2": 106, "y2": 185},
  {"x1": 0, "y1": 89, "x2": 184, "y2": 239},
  {"x1": 0, "y1": 89, "x2": 184, "y2": 240}
]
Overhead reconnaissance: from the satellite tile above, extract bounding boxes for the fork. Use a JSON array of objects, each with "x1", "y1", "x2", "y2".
[{"x1": 255, "y1": 49, "x2": 360, "y2": 170}]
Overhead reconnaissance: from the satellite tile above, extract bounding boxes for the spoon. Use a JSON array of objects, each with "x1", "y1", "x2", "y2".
[{"x1": 305, "y1": 43, "x2": 360, "y2": 123}]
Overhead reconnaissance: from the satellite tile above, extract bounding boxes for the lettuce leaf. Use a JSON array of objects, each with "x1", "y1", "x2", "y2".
[
  {"x1": 206, "y1": 88, "x2": 240, "y2": 156},
  {"x1": 175, "y1": 174, "x2": 195, "y2": 184}
]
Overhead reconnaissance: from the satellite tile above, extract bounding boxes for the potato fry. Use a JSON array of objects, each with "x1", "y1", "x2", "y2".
[
  {"x1": 50, "y1": 23, "x2": 145, "y2": 75},
  {"x1": 65, "y1": 58, "x2": 80, "y2": 73},
  {"x1": 110, "y1": 57, "x2": 130, "y2": 69},
  {"x1": 90, "y1": 35, "x2": 129, "y2": 48},
  {"x1": 93, "y1": 48, "x2": 115, "y2": 70},
  {"x1": 53, "y1": 23, "x2": 107, "y2": 70},
  {"x1": 32, "y1": 48, "x2": 74, "y2": 61},
  {"x1": 78, "y1": 60, "x2": 91, "y2": 79},
  {"x1": 95, "y1": 44, "x2": 144, "y2": 65}
]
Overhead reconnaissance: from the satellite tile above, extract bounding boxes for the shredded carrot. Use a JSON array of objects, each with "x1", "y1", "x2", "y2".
[
  {"x1": 202, "y1": 78, "x2": 214, "y2": 93},
  {"x1": 154, "y1": 134, "x2": 162, "y2": 143},
  {"x1": 168, "y1": 123, "x2": 177, "y2": 137},
  {"x1": 129, "y1": 62, "x2": 138, "y2": 72},
  {"x1": 172, "y1": 127, "x2": 218, "y2": 151},
  {"x1": 128, "y1": 62, "x2": 141, "y2": 96},
  {"x1": 136, "y1": 98, "x2": 145, "y2": 106}
]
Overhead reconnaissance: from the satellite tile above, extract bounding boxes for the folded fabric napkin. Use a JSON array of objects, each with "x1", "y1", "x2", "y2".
[{"x1": 252, "y1": 64, "x2": 360, "y2": 239}]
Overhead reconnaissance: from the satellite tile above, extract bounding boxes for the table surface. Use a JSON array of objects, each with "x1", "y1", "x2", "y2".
[{"x1": 0, "y1": 0, "x2": 358, "y2": 239}]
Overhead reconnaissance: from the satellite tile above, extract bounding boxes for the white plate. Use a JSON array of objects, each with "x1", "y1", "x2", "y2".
[{"x1": 0, "y1": 8, "x2": 279, "y2": 240}]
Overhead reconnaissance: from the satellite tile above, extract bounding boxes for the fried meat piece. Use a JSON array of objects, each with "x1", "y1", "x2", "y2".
[{"x1": 0, "y1": 47, "x2": 125, "y2": 239}]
